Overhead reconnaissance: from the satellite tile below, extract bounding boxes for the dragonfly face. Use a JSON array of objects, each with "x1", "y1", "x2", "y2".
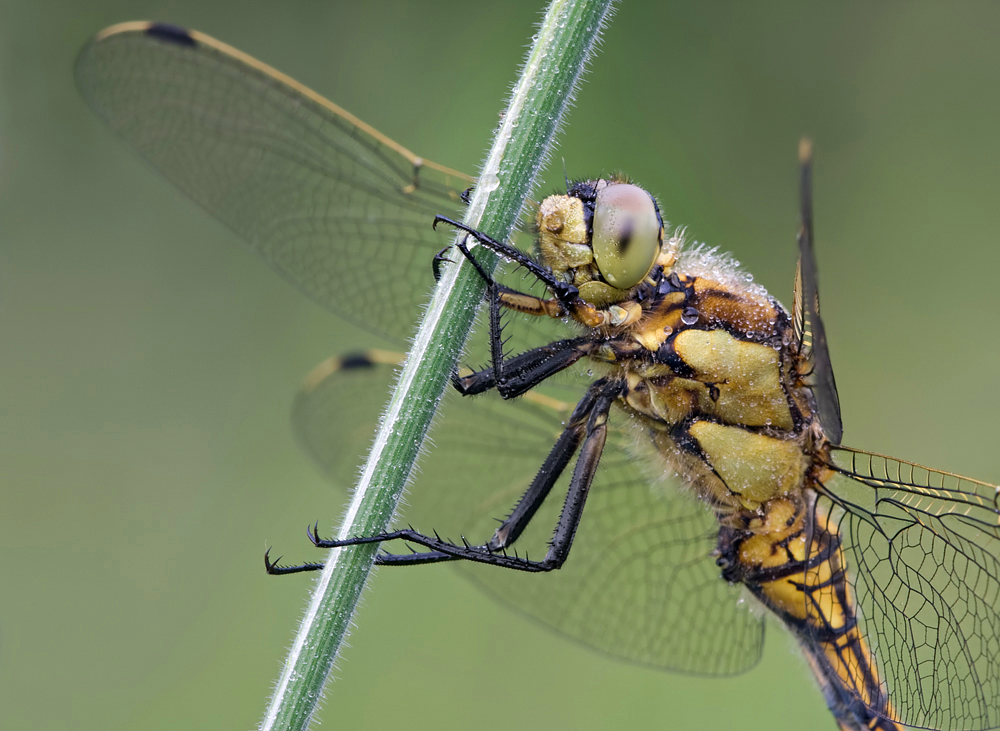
[
  {"x1": 78, "y1": 22, "x2": 1000, "y2": 731},
  {"x1": 535, "y1": 178, "x2": 666, "y2": 307}
]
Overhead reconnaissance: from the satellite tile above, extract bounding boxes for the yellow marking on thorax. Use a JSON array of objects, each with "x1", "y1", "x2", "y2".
[
  {"x1": 631, "y1": 292, "x2": 685, "y2": 351},
  {"x1": 608, "y1": 301, "x2": 643, "y2": 327},
  {"x1": 638, "y1": 375, "x2": 705, "y2": 426},
  {"x1": 643, "y1": 427, "x2": 743, "y2": 515},
  {"x1": 673, "y1": 329, "x2": 793, "y2": 429},
  {"x1": 689, "y1": 422, "x2": 808, "y2": 508}
]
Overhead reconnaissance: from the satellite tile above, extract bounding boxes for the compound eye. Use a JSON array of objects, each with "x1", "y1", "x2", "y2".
[{"x1": 591, "y1": 183, "x2": 660, "y2": 290}]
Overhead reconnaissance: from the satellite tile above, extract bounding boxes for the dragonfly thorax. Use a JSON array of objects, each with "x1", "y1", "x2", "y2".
[{"x1": 607, "y1": 256, "x2": 816, "y2": 519}]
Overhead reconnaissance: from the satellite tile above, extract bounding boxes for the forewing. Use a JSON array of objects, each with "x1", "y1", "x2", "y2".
[
  {"x1": 793, "y1": 140, "x2": 843, "y2": 443},
  {"x1": 819, "y1": 445, "x2": 1000, "y2": 730},
  {"x1": 293, "y1": 354, "x2": 764, "y2": 676},
  {"x1": 76, "y1": 22, "x2": 472, "y2": 344}
]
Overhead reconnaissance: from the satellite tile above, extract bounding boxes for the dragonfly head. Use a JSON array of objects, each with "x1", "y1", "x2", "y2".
[{"x1": 536, "y1": 177, "x2": 668, "y2": 307}]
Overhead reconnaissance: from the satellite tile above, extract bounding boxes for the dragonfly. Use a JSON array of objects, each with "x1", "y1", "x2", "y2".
[{"x1": 77, "y1": 22, "x2": 1000, "y2": 731}]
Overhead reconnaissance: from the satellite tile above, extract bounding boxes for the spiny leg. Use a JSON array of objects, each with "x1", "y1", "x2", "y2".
[
  {"x1": 448, "y1": 225, "x2": 594, "y2": 331},
  {"x1": 432, "y1": 230, "x2": 573, "y2": 397},
  {"x1": 285, "y1": 378, "x2": 621, "y2": 574},
  {"x1": 432, "y1": 215, "x2": 580, "y2": 306},
  {"x1": 264, "y1": 548, "x2": 323, "y2": 576},
  {"x1": 264, "y1": 534, "x2": 461, "y2": 576},
  {"x1": 479, "y1": 279, "x2": 574, "y2": 398},
  {"x1": 487, "y1": 378, "x2": 618, "y2": 556},
  {"x1": 453, "y1": 335, "x2": 593, "y2": 398},
  {"x1": 440, "y1": 226, "x2": 586, "y2": 399},
  {"x1": 487, "y1": 278, "x2": 506, "y2": 389},
  {"x1": 431, "y1": 245, "x2": 453, "y2": 282}
]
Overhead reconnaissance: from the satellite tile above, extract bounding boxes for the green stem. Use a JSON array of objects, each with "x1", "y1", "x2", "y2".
[{"x1": 260, "y1": 1, "x2": 615, "y2": 728}]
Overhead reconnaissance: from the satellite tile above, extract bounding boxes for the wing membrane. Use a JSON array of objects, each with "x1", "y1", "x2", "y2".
[
  {"x1": 293, "y1": 354, "x2": 764, "y2": 676},
  {"x1": 77, "y1": 22, "x2": 568, "y2": 360},
  {"x1": 819, "y1": 445, "x2": 1000, "y2": 730},
  {"x1": 793, "y1": 140, "x2": 843, "y2": 443},
  {"x1": 76, "y1": 22, "x2": 471, "y2": 343}
]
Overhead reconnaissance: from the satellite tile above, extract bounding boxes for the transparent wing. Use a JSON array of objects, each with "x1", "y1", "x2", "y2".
[
  {"x1": 293, "y1": 353, "x2": 764, "y2": 676},
  {"x1": 76, "y1": 22, "x2": 472, "y2": 344},
  {"x1": 819, "y1": 446, "x2": 1000, "y2": 730},
  {"x1": 793, "y1": 139, "x2": 842, "y2": 443}
]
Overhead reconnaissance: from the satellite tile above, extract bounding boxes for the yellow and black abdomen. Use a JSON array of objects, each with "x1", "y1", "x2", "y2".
[{"x1": 720, "y1": 496, "x2": 902, "y2": 731}]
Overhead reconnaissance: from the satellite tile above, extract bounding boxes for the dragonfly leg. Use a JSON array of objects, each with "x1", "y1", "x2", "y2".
[
  {"x1": 432, "y1": 237, "x2": 565, "y2": 323},
  {"x1": 263, "y1": 548, "x2": 324, "y2": 575},
  {"x1": 433, "y1": 215, "x2": 579, "y2": 307},
  {"x1": 307, "y1": 378, "x2": 621, "y2": 572},
  {"x1": 264, "y1": 534, "x2": 465, "y2": 575},
  {"x1": 488, "y1": 378, "x2": 617, "y2": 559},
  {"x1": 454, "y1": 235, "x2": 497, "y2": 286},
  {"x1": 308, "y1": 527, "x2": 551, "y2": 572},
  {"x1": 371, "y1": 549, "x2": 459, "y2": 566},
  {"x1": 484, "y1": 281, "x2": 578, "y2": 399},
  {"x1": 527, "y1": 377, "x2": 617, "y2": 567},
  {"x1": 431, "y1": 246, "x2": 453, "y2": 282},
  {"x1": 433, "y1": 234, "x2": 543, "y2": 314},
  {"x1": 485, "y1": 280, "x2": 506, "y2": 393},
  {"x1": 453, "y1": 334, "x2": 592, "y2": 398}
]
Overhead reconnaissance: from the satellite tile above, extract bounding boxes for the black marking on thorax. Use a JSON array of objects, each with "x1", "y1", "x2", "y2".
[{"x1": 654, "y1": 337, "x2": 696, "y2": 377}]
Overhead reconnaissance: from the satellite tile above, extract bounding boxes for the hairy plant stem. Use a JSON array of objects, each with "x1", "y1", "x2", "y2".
[{"x1": 260, "y1": 1, "x2": 616, "y2": 728}]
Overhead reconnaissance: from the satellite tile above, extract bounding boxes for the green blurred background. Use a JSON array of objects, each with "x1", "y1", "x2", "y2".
[{"x1": 2, "y1": 1, "x2": 999, "y2": 729}]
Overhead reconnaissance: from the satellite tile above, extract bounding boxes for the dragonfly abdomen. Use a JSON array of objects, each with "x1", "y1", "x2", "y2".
[{"x1": 719, "y1": 496, "x2": 902, "y2": 731}]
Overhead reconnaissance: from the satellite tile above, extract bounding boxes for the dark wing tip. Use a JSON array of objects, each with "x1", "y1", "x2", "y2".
[
  {"x1": 145, "y1": 23, "x2": 198, "y2": 47},
  {"x1": 339, "y1": 353, "x2": 378, "y2": 370}
]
